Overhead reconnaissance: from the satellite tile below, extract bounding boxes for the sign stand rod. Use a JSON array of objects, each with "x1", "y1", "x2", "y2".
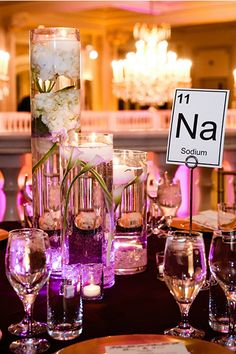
[{"x1": 185, "y1": 155, "x2": 198, "y2": 236}]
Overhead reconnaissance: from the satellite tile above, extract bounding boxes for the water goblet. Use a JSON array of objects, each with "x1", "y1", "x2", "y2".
[
  {"x1": 156, "y1": 171, "x2": 182, "y2": 229},
  {"x1": 5, "y1": 228, "x2": 51, "y2": 353},
  {"x1": 218, "y1": 203, "x2": 236, "y2": 231},
  {"x1": 147, "y1": 174, "x2": 166, "y2": 235},
  {"x1": 8, "y1": 225, "x2": 47, "y2": 337},
  {"x1": 163, "y1": 230, "x2": 206, "y2": 338},
  {"x1": 209, "y1": 230, "x2": 236, "y2": 350}
]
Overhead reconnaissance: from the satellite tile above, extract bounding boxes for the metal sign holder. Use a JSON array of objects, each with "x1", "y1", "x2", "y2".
[{"x1": 185, "y1": 155, "x2": 199, "y2": 235}]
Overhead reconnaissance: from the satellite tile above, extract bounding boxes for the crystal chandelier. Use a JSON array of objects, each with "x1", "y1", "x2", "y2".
[
  {"x1": 111, "y1": 23, "x2": 192, "y2": 106},
  {"x1": 0, "y1": 49, "x2": 10, "y2": 101}
]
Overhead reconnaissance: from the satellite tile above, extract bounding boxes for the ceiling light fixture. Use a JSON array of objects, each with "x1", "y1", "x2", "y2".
[{"x1": 111, "y1": 23, "x2": 192, "y2": 106}]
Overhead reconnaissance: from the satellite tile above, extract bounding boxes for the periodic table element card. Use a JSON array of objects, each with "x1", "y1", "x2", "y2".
[
  {"x1": 105, "y1": 342, "x2": 190, "y2": 354},
  {"x1": 166, "y1": 88, "x2": 229, "y2": 168}
]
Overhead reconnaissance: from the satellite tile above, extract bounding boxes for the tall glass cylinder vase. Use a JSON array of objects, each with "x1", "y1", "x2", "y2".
[
  {"x1": 113, "y1": 149, "x2": 148, "y2": 275},
  {"x1": 30, "y1": 27, "x2": 81, "y2": 274},
  {"x1": 60, "y1": 133, "x2": 115, "y2": 289}
]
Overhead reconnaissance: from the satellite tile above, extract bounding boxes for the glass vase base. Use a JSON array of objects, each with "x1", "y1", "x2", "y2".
[
  {"x1": 8, "y1": 320, "x2": 47, "y2": 337},
  {"x1": 209, "y1": 316, "x2": 229, "y2": 333},
  {"x1": 211, "y1": 335, "x2": 236, "y2": 351},
  {"x1": 164, "y1": 325, "x2": 205, "y2": 339},
  {"x1": 115, "y1": 265, "x2": 147, "y2": 275},
  {"x1": 103, "y1": 263, "x2": 115, "y2": 288},
  {"x1": 47, "y1": 325, "x2": 82, "y2": 341},
  {"x1": 114, "y1": 235, "x2": 147, "y2": 275},
  {"x1": 9, "y1": 338, "x2": 50, "y2": 353}
]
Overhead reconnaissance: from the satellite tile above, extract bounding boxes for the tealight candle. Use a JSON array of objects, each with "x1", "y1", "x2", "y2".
[
  {"x1": 158, "y1": 263, "x2": 164, "y2": 275},
  {"x1": 83, "y1": 283, "x2": 101, "y2": 298}
]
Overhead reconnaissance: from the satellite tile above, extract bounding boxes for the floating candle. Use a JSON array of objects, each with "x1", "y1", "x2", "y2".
[
  {"x1": 113, "y1": 164, "x2": 135, "y2": 185},
  {"x1": 83, "y1": 283, "x2": 101, "y2": 298}
]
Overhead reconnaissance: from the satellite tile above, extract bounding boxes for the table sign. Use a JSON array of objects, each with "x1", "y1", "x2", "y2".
[
  {"x1": 105, "y1": 342, "x2": 190, "y2": 354},
  {"x1": 166, "y1": 88, "x2": 229, "y2": 233},
  {"x1": 166, "y1": 88, "x2": 229, "y2": 168}
]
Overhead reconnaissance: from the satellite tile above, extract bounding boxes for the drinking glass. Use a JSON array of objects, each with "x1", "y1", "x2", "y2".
[
  {"x1": 156, "y1": 171, "x2": 182, "y2": 228},
  {"x1": 147, "y1": 172, "x2": 182, "y2": 235},
  {"x1": 218, "y1": 203, "x2": 236, "y2": 230},
  {"x1": 5, "y1": 228, "x2": 51, "y2": 353},
  {"x1": 163, "y1": 231, "x2": 206, "y2": 338},
  {"x1": 209, "y1": 230, "x2": 236, "y2": 350},
  {"x1": 7, "y1": 226, "x2": 47, "y2": 337},
  {"x1": 147, "y1": 174, "x2": 165, "y2": 235}
]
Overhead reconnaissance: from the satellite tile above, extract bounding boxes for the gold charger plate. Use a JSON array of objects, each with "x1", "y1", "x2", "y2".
[
  {"x1": 0, "y1": 228, "x2": 8, "y2": 241},
  {"x1": 171, "y1": 218, "x2": 212, "y2": 233},
  {"x1": 56, "y1": 334, "x2": 232, "y2": 354}
]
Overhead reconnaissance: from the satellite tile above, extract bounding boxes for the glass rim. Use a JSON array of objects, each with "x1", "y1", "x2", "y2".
[
  {"x1": 30, "y1": 27, "x2": 80, "y2": 34},
  {"x1": 213, "y1": 229, "x2": 236, "y2": 236},
  {"x1": 218, "y1": 202, "x2": 236, "y2": 208},
  {"x1": 8, "y1": 228, "x2": 48, "y2": 237},
  {"x1": 61, "y1": 132, "x2": 113, "y2": 148},
  {"x1": 168, "y1": 230, "x2": 203, "y2": 239},
  {"x1": 113, "y1": 148, "x2": 147, "y2": 159},
  {"x1": 114, "y1": 148, "x2": 146, "y2": 154}
]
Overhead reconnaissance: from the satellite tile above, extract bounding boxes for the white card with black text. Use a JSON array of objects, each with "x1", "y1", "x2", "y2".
[
  {"x1": 105, "y1": 342, "x2": 190, "y2": 354},
  {"x1": 166, "y1": 88, "x2": 229, "y2": 168}
]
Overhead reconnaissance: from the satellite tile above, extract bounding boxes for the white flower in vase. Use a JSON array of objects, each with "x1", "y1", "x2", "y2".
[
  {"x1": 31, "y1": 41, "x2": 80, "y2": 81},
  {"x1": 61, "y1": 142, "x2": 113, "y2": 167},
  {"x1": 32, "y1": 87, "x2": 80, "y2": 135}
]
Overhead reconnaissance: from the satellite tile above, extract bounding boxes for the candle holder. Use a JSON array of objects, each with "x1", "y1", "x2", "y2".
[
  {"x1": 30, "y1": 27, "x2": 81, "y2": 275},
  {"x1": 113, "y1": 149, "x2": 148, "y2": 275},
  {"x1": 82, "y1": 263, "x2": 103, "y2": 301},
  {"x1": 60, "y1": 132, "x2": 114, "y2": 289}
]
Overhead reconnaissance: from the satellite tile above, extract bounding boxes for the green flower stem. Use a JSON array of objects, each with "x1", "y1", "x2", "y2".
[
  {"x1": 62, "y1": 157, "x2": 114, "y2": 267},
  {"x1": 61, "y1": 152, "x2": 78, "y2": 194},
  {"x1": 84, "y1": 164, "x2": 113, "y2": 208},
  {"x1": 63, "y1": 160, "x2": 113, "y2": 227},
  {"x1": 32, "y1": 142, "x2": 58, "y2": 175},
  {"x1": 114, "y1": 175, "x2": 139, "y2": 211},
  {"x1": 63, "y1": 161, "x2": 95, "y2": 228}
]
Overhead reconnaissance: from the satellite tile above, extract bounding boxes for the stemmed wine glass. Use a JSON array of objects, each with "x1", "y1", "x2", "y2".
[
  {"x1": 156, "y1": 171, "x2": 182, "y2": 228},
  {"x1": 209, "y1": 230, "x2": 236, "y2": 350},
  {"x1": 163, "y1": 230, "x2": 206, "y2": 338},
  {"x1": 147, "y1": 171, "x2": 182, "y2": 234},
  {"x1": 5, "y1": 228, "x2": 51, "y2": 353}
]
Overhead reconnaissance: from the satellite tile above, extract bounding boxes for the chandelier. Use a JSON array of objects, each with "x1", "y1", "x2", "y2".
[
  {"x1": 111, "y1": 23, "x2": 192, "y2": 106},
  {"x1": 0, "y1": 49, "x2": 10, "y2": 101}
]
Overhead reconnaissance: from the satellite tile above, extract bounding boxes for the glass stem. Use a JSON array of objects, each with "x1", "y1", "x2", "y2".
[
  {"x1": 178, "y1": 303, "x2": 191, "y2": 329},
  {"x1": 22, "y1": 295, "x2": 36, "y2": 337},
  {"x1": 227, "y1": 298, "x2": 236, "y2": 338}
]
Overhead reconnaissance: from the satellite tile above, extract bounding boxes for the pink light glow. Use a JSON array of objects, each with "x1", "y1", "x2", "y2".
[
  {"x1": 0, "y1": 189, "x2": 6, "y2": 222},
  {"x1": 0, "y1": 171, "x2": 6, "y2": 221},
  {"x1": 175, "y1": 165, "x2": 189, "y2": 217}
]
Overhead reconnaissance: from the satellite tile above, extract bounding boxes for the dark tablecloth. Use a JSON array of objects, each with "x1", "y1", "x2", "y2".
[{"x1": 0, "y1": 222, "x2": 216, "y2": 353}]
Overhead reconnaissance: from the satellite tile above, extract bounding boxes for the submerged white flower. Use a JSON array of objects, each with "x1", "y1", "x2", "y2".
[
  {"x1": 31, "y1": 40, "x2": 80, "y2": 81},
  {"x1": 61, "y1": 143, "x2": 112, "y2": 166},
  {"x1": 113, "y1": 164, "x2": 135, "y2": 185},
  {"x1": 79, "y1": 143, "x2": 112, "y2": 164},
  {"x1": 32, "y1": 88, "x2": 80, "y2": 133}
]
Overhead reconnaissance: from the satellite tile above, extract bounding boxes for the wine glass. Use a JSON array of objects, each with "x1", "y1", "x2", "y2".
[
  {"x1": 156, "y1": 171, "x2": 182, "y2": 228},
  {"x1": 7, "y1": 224, "x2": 47, "y2": 337},
  {"x1": 147, "y1": 174, "x2": 165, "y2": 235},
  {"x1": 163, "y1": 230, "x2": 206, "y2": 338},
  {"x1": 5, "y1": 228, "x2": 51, "y2": 353},
  {"x1": 209, "y1": 230, "x2": 236, "y2": 350}
]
